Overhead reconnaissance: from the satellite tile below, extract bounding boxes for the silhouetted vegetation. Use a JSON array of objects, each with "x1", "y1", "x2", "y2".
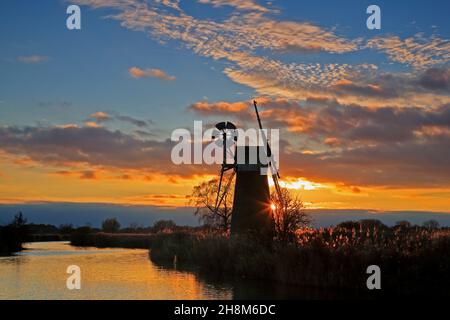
[
  {"x1": 59, "y1": 224, "x2": 75, "y2": 234},
  {"x1": 71, "y1": 232, "x2": 154, "y2": 248},
  {"x1": 423, "y1": 219, "x2": 440, "y2": 229},
  {"x1": 271, "y1": 188, "x2": 311, "y2": 243},
  {"x1": 149, "y1": 221, "x2": 450, "y2": 297},
  {"x1": 0, "y1": 212, "x2": 30, "y2": 255},
  {"x1": 69, "y1": 226, "x2": 96, "y2": 246},
  {"x1": 190, "y1": 178, "x2": 234, "y2": 231},
  {"x1": 8, "y1": 209, "x2": 444, "y2": 297},
  {"x1": 102, "y1": 218, "x2": 121, "y2": 233},
  {"x1": 69, "y1": 219, "x2": 210, "y2": 248},
  {"x1": 1, "y1": 214, "x2": 75, "y2": 253},
  {"x1": 152, "y1": 219, "x2": 177, "y2": 233}
]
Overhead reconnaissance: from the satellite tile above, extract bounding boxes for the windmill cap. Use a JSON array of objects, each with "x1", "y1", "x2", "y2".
[{"x1": 215, "y1": 121, "x2": 237, "y2": 130}]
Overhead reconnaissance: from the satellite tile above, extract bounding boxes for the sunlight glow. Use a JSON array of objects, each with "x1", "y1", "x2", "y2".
[{"x1": 269, "y1": 177, "x2": 324, "y2": 191}]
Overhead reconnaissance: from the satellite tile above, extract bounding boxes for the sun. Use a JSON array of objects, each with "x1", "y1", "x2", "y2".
[{"x1": 270, "y1": 203, "x2": 277, "y2": 211}]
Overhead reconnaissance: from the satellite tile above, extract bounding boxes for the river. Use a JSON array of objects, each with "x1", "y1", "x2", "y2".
[
  {"x1": 0, "y1": 241, "x2": 363, "y2": 300},
  {"x1": 0, "y1": 241, "x2": 233, "y2": 300}
]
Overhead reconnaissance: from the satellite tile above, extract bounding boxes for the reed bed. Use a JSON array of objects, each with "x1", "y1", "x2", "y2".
[{"x1": 148, "y1": 224, "x2": 450, "y2": 296}]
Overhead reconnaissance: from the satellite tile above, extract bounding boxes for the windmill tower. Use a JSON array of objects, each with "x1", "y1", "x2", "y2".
[{"x1": 213, "y1": 101, "x2": 283, "y2": 238}]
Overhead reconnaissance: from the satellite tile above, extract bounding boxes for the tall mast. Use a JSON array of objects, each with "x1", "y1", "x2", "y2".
[{"x1": 253, "y1": 100, "x2": 283, "y2": 204}]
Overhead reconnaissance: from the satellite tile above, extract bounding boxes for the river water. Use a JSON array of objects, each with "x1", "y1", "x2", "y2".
[
  {"x1": 0, "y1": 241, "x2": 233, "y2": 300},
  {"x1": 0, "y1": 241, "x2": 363, "y2": 300}
]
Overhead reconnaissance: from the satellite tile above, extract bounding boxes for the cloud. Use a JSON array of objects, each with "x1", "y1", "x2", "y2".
[
  {"x1": 17, "y1": 55, "x2": 49, "y2": 64},
  {"x1": 282, "y1": 136, "x2": 450, "y2": 188},
  {"x1": 192, "y1": 97, "x2": 450, "y2": 142},
  {"x1": 116, "y1": 115, "x2": 149, "y2": 127},
  {"x1": 80, "y1": 170, "x2": 98, "y2": 179},
  {"x1": 189, "y1": 101, "x2": 250, "y2": 116},
  {"x1": 198, "y1": 0, "x2": 272, "y2": 13},
  {"x1": 331, "y1": 78, "x2": 399, "y2": 99},
  {"x1": 225, "y1": 61, "x2": 450, "y2": 107},
  {"x1": 16, "y1": 1, "x2": 449, "y2": 191},
  {"x1": 75, "y1": 0, "x2": 359, "y2": 58},
  {"x1": 129, "y1": 66, "x2": 176, "y2": 81},
  {"x1": 188, "y1": 98, "x2": 450, "y2": 188},
  {"x1": 418, "y1": 67, "x2": 450, "y2": 92},
  {"x1": 88, "y1": 111, "x2": 151, "y2": 128},
  {"x1": 90, "y1": 111, "x2": 111, "y2": 121},
  {"x1": 84, "y1": 121, "x2": 101, "y2": 128},
  {"x1": 156, "y1": 0, "x2": 181, "y2": 11},
  {"x1": 1, "y1": 98, "x2": 450, "y2": 190},
  {"x1": 54, "y1": 170, "x2": 99, "y2": 180},
  {"x1": 0, "y1": 125, "x2": 213, "y2": 179},
  {"x1": 367, "y1": 34, "x2": 450, "y2": 70},
  {"x1": 72, "y1": 0, "x2": 450, "y2": 107}
]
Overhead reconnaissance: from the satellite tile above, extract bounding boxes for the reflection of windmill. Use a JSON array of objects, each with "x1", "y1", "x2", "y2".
[{"x1": 212, "y1": 101, "x2": 282, "y2": 237}]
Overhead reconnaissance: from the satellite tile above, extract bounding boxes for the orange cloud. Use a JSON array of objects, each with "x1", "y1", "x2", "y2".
[
  {"x1": 54, "y1": 170, "x2": 99, "y2": 180},
  {"x1": 367, "y1": 34, "x2": 450, "y2": 70},
  {"x1": 90, "y1": 111, "x2": 111, "y2": 121},
  {"x1": 189, "y1": 101, "x2": 250, "y2": 115},
  {"x1": 198, "y1": 0, "x2": 273, "y2": 13},
  {"x1": 129, "y1": 66, "x2": 176, "y2": 81},
  {"x1": 84, "y1": 121, "x2": 101, "y2": 128},
  {"x1": 188, "y1": 98, "x2": 450, "y2": 188}
]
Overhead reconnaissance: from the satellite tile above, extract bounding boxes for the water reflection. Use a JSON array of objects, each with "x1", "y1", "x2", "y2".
[
  {"x1": 153, "y1": 259, "x2": 373, "y2": 300},
  {"x1": 0, "y1": 242, "x2": 370, "y2": 300},
  {"x1": 0, "y1": 242, "x2": 232, "y2": 300}
]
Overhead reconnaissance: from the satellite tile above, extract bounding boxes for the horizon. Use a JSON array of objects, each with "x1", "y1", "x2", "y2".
[{"x1": 1, "y1": 202, "x2": 450, "y2": 228}]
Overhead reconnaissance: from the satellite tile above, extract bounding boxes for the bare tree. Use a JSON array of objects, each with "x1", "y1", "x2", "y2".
[
  {"x1": 271, "y1": 188, "x2": 311, "y2": 243},
  {"x1": 189, "y1": 176, "x2": 234, "y2": 231}
]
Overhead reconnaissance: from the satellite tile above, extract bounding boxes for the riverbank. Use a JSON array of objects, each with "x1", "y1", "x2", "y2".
[
  {"x1": 148, "y1": 228, "x2": 450, "y2": 297},
  {"x1": 71, "y1": 232, "x2": 154, "y2": 248},
  {"x1": 69, "y1": 225, "x2": 450, "y2": 297},
  {"x1": 0, "y1": 226, "x2": 25, "y2": 255}
]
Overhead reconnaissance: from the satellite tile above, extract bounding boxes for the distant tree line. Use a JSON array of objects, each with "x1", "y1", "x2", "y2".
[
  {"x1": 0, "y1": 211, "x2": 199, "y2": 254},
  {"x1": 1, "y1": 208, "x2": 445, "y2": 255}
]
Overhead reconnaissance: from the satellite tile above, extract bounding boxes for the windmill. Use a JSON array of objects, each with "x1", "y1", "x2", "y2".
[{"x1": 212, "y1": 100, "x2": 282, "y2": 237}]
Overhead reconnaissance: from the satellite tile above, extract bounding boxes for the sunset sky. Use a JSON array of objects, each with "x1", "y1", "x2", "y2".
[{"x1": 1, "y1": 0, "x2": 450, "y2": 225}]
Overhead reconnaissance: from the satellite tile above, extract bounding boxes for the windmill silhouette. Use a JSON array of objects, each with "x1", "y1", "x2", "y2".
[{"x1": 212, "y1": 100, "x2": 282, "y2": 237}]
